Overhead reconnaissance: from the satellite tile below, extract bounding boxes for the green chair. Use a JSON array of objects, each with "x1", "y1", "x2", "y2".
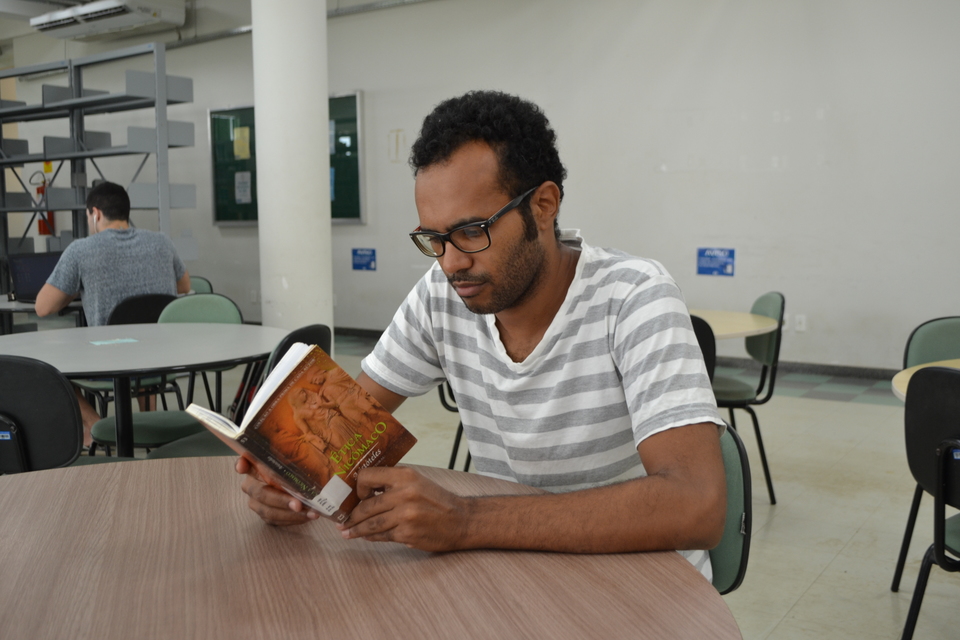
[
  {"x1": 891, "y1": 316, "x2": 960, "y2": 593},
  {"x1": 145, "y1": 430, "x2": 235, "y2": 459},
  {"x1": 90, "y1": 294, "x2": 244, "y2": 455},
  {"x1": 157, "y1": 293, "x2": 243, "y2": 412},
  {"x1": 0, "y1": 355, "x2": 135, "y2": 473},
  {"x1": 145, "y1": 323, "x2": 333, "y2": 460},
  {"x1": 898, "y1": 367, "x2": 960, "y2": 640},
  {"x1": 189, "y1": 275, "x2": 214, "y2": 294},
  {"x1": 712, "y1": 292, "x2": 784, "y2": 505},
  {"x1": 710, "y1": 426, "x2": 753, "y2": 595}
]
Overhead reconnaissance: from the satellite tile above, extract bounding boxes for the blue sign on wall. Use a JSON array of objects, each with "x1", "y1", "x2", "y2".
[
  {"x1": 697, "y1": 248, "x2": 735, "y2": 276},
  {"x1": 352, "y1": 248, "x2": 376, "y2": 271}
]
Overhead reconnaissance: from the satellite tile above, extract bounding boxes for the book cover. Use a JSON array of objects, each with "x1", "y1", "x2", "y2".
[{"x1": 187, "y1": 344, "x2": 416, "y2": 523}]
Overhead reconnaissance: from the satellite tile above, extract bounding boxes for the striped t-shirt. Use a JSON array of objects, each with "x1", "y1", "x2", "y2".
[{"x1": 362, "y1": 230, "x2": 723, "y2": 578}]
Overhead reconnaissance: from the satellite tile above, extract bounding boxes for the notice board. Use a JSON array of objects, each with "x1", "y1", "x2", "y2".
[
  {"x1": 329, "y1": 93, "x2": 363, "y2": 223},
  {"x1": 210, "y1": 106, "x2": 257, "y2": 225},
  {"x1": 210, "y1": 95, "x2": 363, "y2": 225}
]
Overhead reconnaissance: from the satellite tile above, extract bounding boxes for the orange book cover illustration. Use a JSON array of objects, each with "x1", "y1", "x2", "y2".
[{"x1": 186, "y1": 343, "x2": 417, "y2": 523}]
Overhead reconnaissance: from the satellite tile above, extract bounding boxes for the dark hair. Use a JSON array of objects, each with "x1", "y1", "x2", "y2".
[
  {"x1": 86, "y1": 181, "x2": 130, "y2": 221},
  {"x1": 410, "y1": 91, "x2": 567, "y2": 238}
]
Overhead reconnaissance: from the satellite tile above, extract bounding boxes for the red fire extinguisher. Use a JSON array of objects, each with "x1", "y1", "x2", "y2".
[{"x1": 36, "y1": 183, "x2": 55, "y2": 235}]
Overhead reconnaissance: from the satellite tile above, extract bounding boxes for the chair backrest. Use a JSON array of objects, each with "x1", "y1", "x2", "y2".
[
  {"x1": 264, "y1": 324, "x2": 333, "y2": 375},
  {"x1": 903, "y1": 316, "x2": 960, "y2": 369},
  {"x1": 710, "y1": 426, "x2": 753, "y2": 595},
  {"x1": 904, "y1": 367, "x2": 960, "y2": 510},
  {"x1": 107, "y1": 293, "x2": 177, "y2": 325},
  {"x1": 690, "y1": 315, "x2": 716, "y2": 382},
  {"x1": 0, "y1": 355, "x2": 82, "y2": 473},
  {"x1": 189, "y1": 276, "x2": 214, "y2": 294},
  {"x1": 743, "y1": 292, "x2": 785, "y2": 401},
  {"x1": 745, "y1": 292, "x2": 785, "y2": 366},
  {"x1": 157, "y1": 293, "x2": 243, "y2": 324}
]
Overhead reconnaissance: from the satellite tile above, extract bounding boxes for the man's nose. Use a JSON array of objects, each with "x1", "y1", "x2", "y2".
[{"x1": 439, "y1": 242, "x2": 473, "y2": 274}]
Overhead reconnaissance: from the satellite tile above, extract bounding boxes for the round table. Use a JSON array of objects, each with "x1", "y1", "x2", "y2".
[
  {"x1": 0, "y1": 458, "x2": 742, "y2": 639},
  {"x1": 891, "y1": 358, "x2": 960, "y2": 401},
  {"x1": 689, "y1": 308, "x2": 778, "y2": 339},
  {"x1": 0, "y1": 323, "x2": 289, "y2": 456}
]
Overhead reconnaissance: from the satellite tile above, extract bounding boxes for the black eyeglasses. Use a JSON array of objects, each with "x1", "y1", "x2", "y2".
[{"x1": 409, "y1": 187, "x2": 537, "y2": 258}]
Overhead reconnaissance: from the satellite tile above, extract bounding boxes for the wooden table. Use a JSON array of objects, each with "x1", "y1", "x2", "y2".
[
  {"x1": 0, "y1": 323, "x2": 288, "y2": 457},
  {"x1": 689, "y1": 308, "x2": 778, "y2": 340},
  {"x1": 891, "y1": 358, "x2": 960, "y2": 401},
  {"x1": 0, "y1": 458, "x2": 741, "y2": 639}
]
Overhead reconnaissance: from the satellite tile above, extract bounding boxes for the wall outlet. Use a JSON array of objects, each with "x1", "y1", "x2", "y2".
[
  {"x1": 782, "y1": 313, "x2": 790, "y2": 331},
  {"x1": 795, "y1": 314, "x2": 807, "y2": 332}
]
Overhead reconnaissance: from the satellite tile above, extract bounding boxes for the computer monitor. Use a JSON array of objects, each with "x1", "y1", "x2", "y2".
[{"x1": 7, "y1": 252, "x2": 63, "y2": 304}]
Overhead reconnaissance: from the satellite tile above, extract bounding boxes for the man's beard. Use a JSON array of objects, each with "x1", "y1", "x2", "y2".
[{"x1": 448, "y1": 233, "x2": 546, "y2": 315}]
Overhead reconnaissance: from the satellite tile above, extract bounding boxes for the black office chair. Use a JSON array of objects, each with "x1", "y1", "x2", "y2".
[
  {"x1": 440, "y1": 381, "x2": 471, "y2": 472},
  {"x1": 898, "y1": 367, "x2": 960, "y2": 640},
  {"x1": 147, "y1": 324, "x2": 334, "y2": 460},
  {"x1": 690, "y1": 315, "x2": 716, "y2": 382},
  {"x1": 891, "y1": 316, "x2": 960, "y2": 593},
  {"x1": 711, "y1": 292, "x2": 785, "y2": 505},
  {"x1": 0, "y1": 355, "x2": 134, "y2": 473}
]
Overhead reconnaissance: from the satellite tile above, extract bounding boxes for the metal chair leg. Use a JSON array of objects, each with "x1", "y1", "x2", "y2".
[
  {"x1": 892, "y1": 484, "x2": 924, "y2": 592},
  {"x1": 744, "y1": 405, "x2": 776, "y2": 505},
  {"x1": 448, "y1": 422, "x2": 463, "y2": 470},
  {"x1": 901, "y1": 545, "x2": 936, "y2": 640}
]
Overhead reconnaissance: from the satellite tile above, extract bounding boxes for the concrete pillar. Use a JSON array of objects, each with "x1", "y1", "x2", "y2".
[{"x1": 251, "y1": 0, "x2": 333, "y2": 332}]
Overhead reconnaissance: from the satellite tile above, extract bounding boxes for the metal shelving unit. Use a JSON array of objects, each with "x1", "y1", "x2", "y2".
[{"x1": 0, "y1": 42, "x2": 195, "y2": 298}]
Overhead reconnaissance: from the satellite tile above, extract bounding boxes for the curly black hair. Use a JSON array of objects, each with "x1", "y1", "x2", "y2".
[{"x1": 410, "y1": 91, "x2": 567, "y2": 239}]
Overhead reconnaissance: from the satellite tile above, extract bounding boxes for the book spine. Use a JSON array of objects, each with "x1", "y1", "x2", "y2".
[{"x1": 236, "y1": 432, "x2": 322, "y2": 500}]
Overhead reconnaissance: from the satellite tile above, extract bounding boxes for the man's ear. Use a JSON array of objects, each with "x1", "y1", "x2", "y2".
[{"x1": 529, "y1": 181, "x2": 561, "y2": 233}]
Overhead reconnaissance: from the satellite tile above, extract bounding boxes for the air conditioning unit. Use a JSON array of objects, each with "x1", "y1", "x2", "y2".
[{"x1": 29, "y1": 0, "x2": 185, "y2": 40}]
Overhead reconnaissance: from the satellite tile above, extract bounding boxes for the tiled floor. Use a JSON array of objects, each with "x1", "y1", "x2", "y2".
[
  {"x1": 717, "y1": 366, "x2": 904, "y2": 408},
  {"x1": 50, "y1": 318, "x2": 957, "y2": 639}
]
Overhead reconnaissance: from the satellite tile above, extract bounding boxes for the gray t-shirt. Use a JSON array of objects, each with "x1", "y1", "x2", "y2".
[{"x1": 47, "y1": 227, "x2": 186, "y2": 326}]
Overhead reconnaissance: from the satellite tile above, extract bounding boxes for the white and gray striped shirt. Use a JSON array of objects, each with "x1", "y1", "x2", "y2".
[{"x1": 362, "y1": 230, "x2": 723, "y2": 578}]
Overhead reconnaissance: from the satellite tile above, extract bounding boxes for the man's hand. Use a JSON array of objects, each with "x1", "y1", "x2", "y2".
[
  {"x1": 337, "y1": 466, "x2": 472, "y2": 552},
  {"x1": 235, "y1": 457, "x2": 320, "y2": 526}
]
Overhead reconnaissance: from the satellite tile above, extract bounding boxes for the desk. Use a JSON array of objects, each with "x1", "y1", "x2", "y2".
[
  {"x1": 0, "y1": 458, "x2": 741, "y2": 639},
  {"x1": 0, "y1": 323, "x2": 288, "y2": 457},
  {"x1": 0, "y1": 299, "x2": 83, "y2": 333},
  {"x1": 891, "y1": 359, "x2": 960, "y2": 401},
  {"x1": 689, "y1": 308, "x2": 778, "y2": 340}
]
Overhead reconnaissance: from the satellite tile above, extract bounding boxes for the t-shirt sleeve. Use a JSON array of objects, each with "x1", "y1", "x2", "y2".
[
  {"x1": 45, "y1": 243, "x2": 83, "y2": 296},
  {"x1": 164, "y1": 235, "x2": 186, "y2": 280},
  {"x1": 613, "y1": 271, "x2": 724, "y2": 445},
  {"x1": 361, "y1": 269, "x2": 446, "y2": 398}
]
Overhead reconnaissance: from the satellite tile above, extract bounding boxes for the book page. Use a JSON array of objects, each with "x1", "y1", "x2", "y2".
[{"x1": 241, "y1": 342, "x2": 313, "y2": 430}]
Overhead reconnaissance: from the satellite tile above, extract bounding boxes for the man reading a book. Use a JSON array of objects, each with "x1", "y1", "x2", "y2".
[{"x1": 238, "y1": 91, "x2": 727, "y2": 580}]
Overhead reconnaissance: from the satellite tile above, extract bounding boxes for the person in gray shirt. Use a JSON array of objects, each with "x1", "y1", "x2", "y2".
[{"x1": 36, "y1": 181, "x2": 191, "y2": 443}]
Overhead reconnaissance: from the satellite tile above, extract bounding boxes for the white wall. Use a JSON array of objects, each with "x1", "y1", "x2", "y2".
[
  {"x1": 325, "y1": 0, "x2": 960, "y2": 369},
  {"x1": 4, "y1": 0, "x2": 959, "y2": 369}
]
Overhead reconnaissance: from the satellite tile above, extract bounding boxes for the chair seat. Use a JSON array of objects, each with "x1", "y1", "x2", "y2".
[
  {"x1": 946, "y1": 513, "x2": 960, "y2": 558},
  {"x1": 74, "y1": 376, "x2": 167, "y2": 391},
  {"x1": 70, "y1": 455, "x2": 139, "y2": 466},
  {"x1": 91, "y1": 411, "x2": 205, "y2": 448},
  {"x1": 712, "y1": 374, "x2": 759, "y2": 404},
  {"x1": 145, "y1": 430, "x2": 236, "y2": 459}
]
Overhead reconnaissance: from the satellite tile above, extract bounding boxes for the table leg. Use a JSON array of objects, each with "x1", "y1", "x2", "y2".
[{"x1": 113, "y1": 375, "x2": 134, "y2": 458}]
